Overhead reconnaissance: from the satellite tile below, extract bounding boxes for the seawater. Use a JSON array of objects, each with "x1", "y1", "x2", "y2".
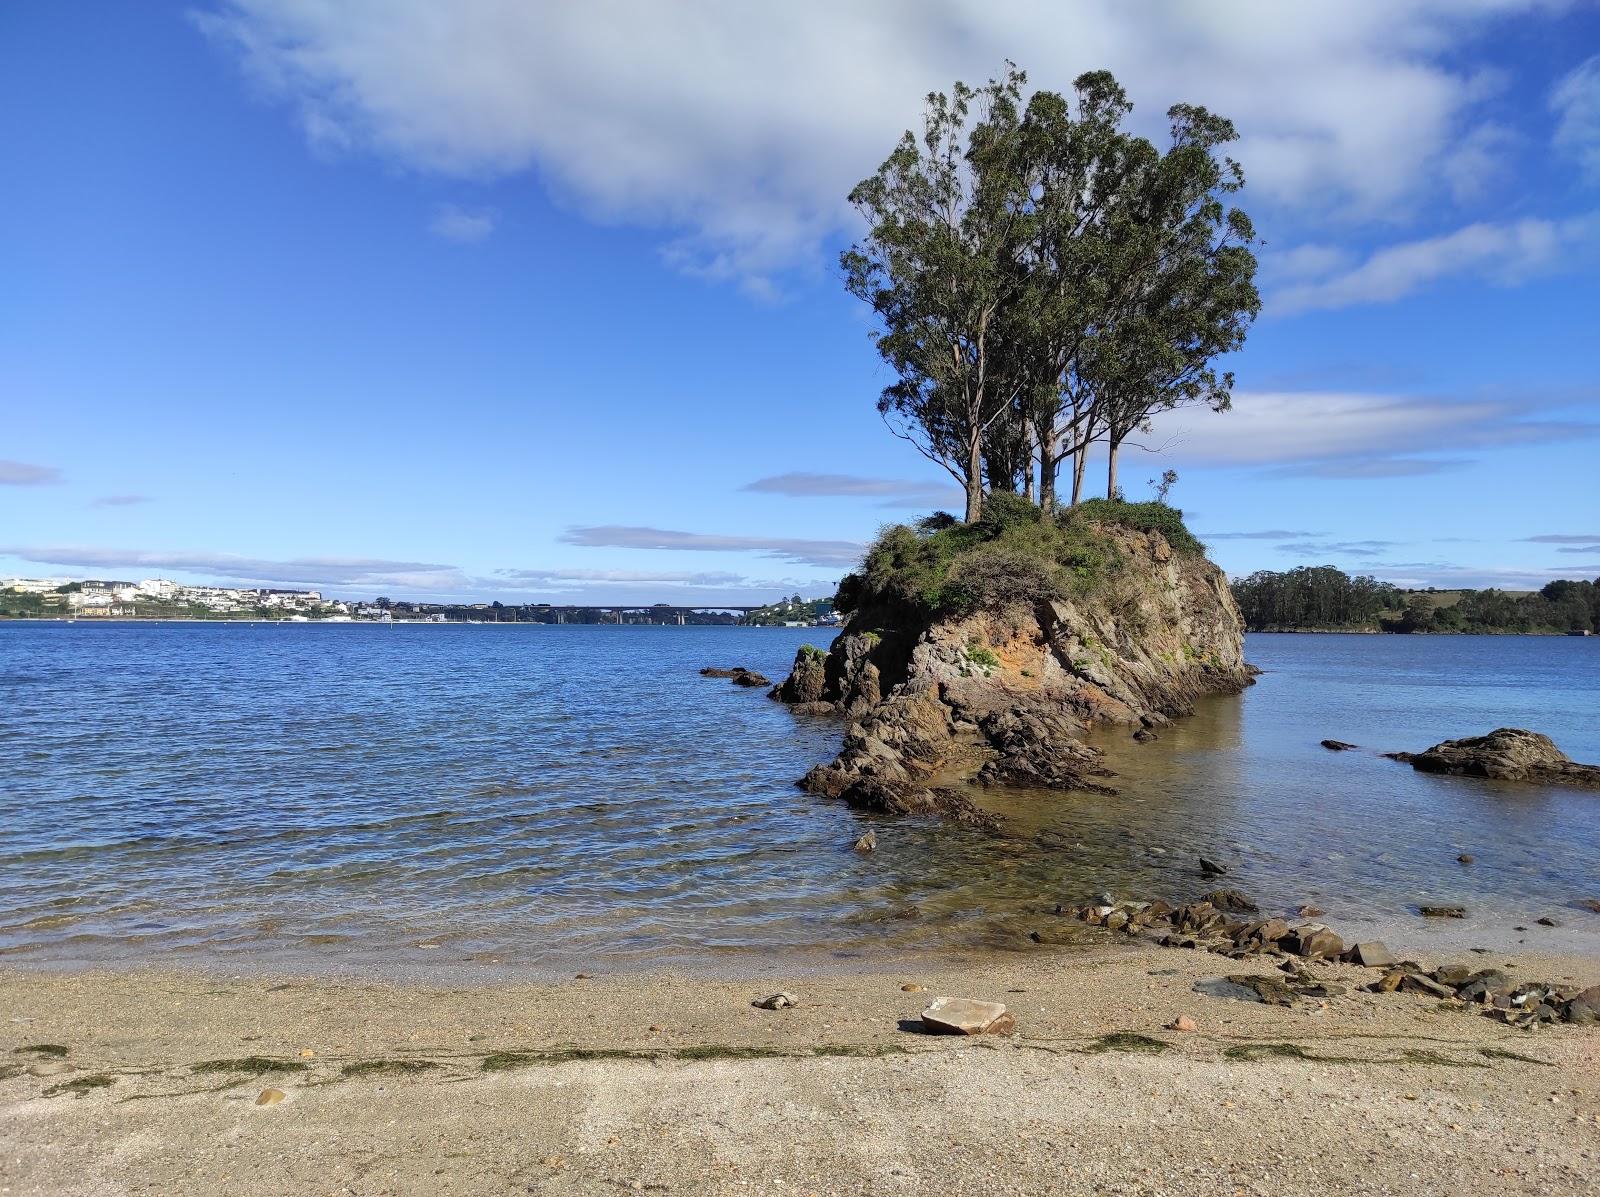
[{"x1": 2, "y1": 622, "x2": 1597, "y2": 973}]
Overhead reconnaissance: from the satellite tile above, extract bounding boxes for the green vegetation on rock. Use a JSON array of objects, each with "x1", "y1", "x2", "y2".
[{"x1": 836, "y1": 492, "x2": 1203, "y2": 620}]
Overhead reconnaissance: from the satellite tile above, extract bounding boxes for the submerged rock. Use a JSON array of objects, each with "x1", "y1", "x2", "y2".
[
  {"x1": 1389, "y1": 728, "x2": 1600, "y2": 788},
  {"x1": 702, "y1": 666, "x2": 771, "y2": 687},
  {"x1": 1320, "y1": 739, "x2": 1358, "y2": 751},
  {"x1": 1419, "y1": 904, "x2": 1467, "y2": 918},
  {"x1": 1200, "y1": 888, "x2": 1258, "y2": 913},
  {"x1": 1198, "y1": 856, "x2": 1229, "y2": 877}
]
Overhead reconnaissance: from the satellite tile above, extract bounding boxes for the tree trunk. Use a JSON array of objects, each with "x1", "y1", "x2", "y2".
[
  {"x1": 1071, "y1": 447, "x2": 1087, "y2": 507},
  {"x1": 1107, "y1": 439, "x2": 1120, "y2": 500},
  {"x1": 1022, "y1": 422, "x2": 1036, "y2": 503},
  {"x1": 964, "y1": 433, "x2": 984, "y2": 523},
  {"x1": 1037, "y1": 420, "x2": 1057, "y2": 513}
]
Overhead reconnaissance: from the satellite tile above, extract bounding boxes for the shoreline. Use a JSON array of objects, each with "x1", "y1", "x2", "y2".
[{"x1": 6, "y1": 941, "x2": 1598, "y2": 1194}]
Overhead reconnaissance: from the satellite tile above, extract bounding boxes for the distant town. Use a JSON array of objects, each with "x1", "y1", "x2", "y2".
[{"x1": 0, "y1": 578, "x2": 840, "y2": 627}]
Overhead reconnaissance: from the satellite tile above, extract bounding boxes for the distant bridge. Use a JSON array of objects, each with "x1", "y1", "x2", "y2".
[{"x1": 463, "y1": 604, "x2": 768, "y2": 626}]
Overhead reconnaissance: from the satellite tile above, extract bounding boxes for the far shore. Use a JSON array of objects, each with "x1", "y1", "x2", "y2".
[{"x1": 5, "y1": 941, "x2": 1598, "y2": 1195}]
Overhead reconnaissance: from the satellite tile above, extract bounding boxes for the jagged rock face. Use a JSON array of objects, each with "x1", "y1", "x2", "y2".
[
  {"x1": 774, "y1": 527, "x2": 1253, "y2": 821},
  {"x1": 1390, "y1": 728, "x2": 1600, "y2": 788}
]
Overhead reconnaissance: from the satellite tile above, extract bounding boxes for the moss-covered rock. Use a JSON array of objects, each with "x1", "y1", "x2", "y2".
[{"x1": 776, "y1": 508, "x2": 1250, "y2": 823}]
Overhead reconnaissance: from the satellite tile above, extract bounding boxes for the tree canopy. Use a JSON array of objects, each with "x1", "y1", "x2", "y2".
[{"x1": 843, "y1": 64, "x2": 1259, "y2": 521}]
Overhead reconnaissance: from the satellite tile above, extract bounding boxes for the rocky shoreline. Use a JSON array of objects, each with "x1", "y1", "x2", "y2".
[
  {"x1": 1058, "y1": 887, "x2": 1600, "y2": 1029},
  {"x1": 771, "y1": 524, "x2": 1252, "y2": 826}
]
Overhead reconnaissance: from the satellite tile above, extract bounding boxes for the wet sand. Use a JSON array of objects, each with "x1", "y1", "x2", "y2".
[{"x1": 4, "y1": 942, "x2": 1599, "y2": 1195}]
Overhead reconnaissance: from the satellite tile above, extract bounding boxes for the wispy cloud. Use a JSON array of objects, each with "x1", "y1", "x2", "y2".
[
  {"x1": 1148, "y1": 390, "x2": 1600, "y2": 476},
  {"x1": 561, "y1": 525, "x2": 863, "y2": 569},
  {"x1": 742, "y1": 472, "x2": 961, "y2": 509},
  {"x1": 0, "y1": 545, "x2": 464, "y2": 592},
  {"x1": 1552, "y1": 54, "x2": 1600, "y2": 182},
  {"x1": 90, "y1": 494, "x2": 152, "y2": 508},
  {"x1": 429, "y1": 203, "x2": 496, "y2": 243},
  {"x1": 1524, "y1": 533, "x2": 1600, "y2": 544},
  {"x1": 1270, "y1": 215, "x2": 1599, "y2": 315},
  {"x1": 0, "y1": 460, "x2": 62, "y2": 486},
  {"x1": 1198, "y1": 529, "x2": 1320, "y2": 541},
  {"x1": 1284, "y1": 458, "x2": 1471, "y2": 479},
  {"x1": 1280, "y1": 539, "x2": 1398, "y2": 559}
]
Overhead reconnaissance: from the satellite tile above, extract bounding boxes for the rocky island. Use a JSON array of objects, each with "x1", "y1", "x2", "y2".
[{"x1": 771, "y1": 494, "x2": 1252, "y2": 826}]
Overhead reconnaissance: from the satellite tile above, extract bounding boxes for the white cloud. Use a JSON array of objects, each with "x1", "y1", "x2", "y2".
[
  {"x1": 1552, "y1": 54, "x2": 1600, "y2": 181},
  {"x1": 0, "y1": 460, "x2": 62, "y2": 486},
  {"x1": 429, "y1": 203, "x2": 496, "y2": 243},
  {"x1": 561, "y1": 525, "x2": 864, "y2": 568},
  {"x1": 1269, "y1": 215, "x2": 1598, "y2": 314},
  {"x1": 195, "y1": 0, "x2": 1568, "y2": 290},
  {"x1": 1147, "y1": 390, "x2": 1600, "y2": 470}
]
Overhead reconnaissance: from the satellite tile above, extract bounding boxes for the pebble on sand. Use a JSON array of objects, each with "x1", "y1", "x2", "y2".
[
  {"x1": 920, "y1": 996, "x2": 1014, "y2": 1036},
  {"x1": 754, "y1": 992, "x2": 798, "y2": 1010},
  {"x1": 255, "y1": 1088, "x2": 286, "y2": 1107}
]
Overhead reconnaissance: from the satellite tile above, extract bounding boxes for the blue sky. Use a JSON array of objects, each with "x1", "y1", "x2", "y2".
[{"x1": 3, "y1": 1, "x2": 1599, "y2": 603}]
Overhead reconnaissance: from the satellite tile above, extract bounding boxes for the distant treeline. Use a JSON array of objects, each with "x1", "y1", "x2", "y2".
[{"x1": 1231, "y1": 566, "x2": 1600, "y2": 635}]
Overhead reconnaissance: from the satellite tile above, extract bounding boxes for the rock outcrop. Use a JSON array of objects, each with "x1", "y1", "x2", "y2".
[
  {"x1": 1387, "y1": 728, "x2": 1600, "y2": 788},
  {"x1": 773, "y1": 524, "x2": 1252, "y2": 823}
]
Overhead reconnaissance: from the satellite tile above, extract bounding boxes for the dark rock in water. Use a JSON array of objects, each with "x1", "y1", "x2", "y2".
[
  {"x1": 1390, "y1": 728, "x2": 1600, "y2": 788},
  {"x1": 1320, "y1": 739, "x2": 1358, "y2": 751},
  {"x1": 1536, "y1": 916, "x2": 1558, "y2": 927},
  {"x1": 1295, "y1": 904, "x2": 1325, "y2": 918},
  {"x1": 1201, "y1": 888, "x2": 1258, "y2": 913},
  {"x1": 1348, "y1": 942, "x2": 1395, "y2": 969},
  {"x1": 801, "y1": 770, "x2": 1002, "y2": 832},
  {"x1": 1198, "y1": 856, "x2": 1229, "y2": 877},
  {"x1": 1132, "y1": 728, "x2": 1159, "y2": 743},
  {"x1": 770, "y1": 646, "x2": 829, "y2": 705},
  {"x1": 1419, "y1": 904, "x2": 1467, "y2": 918},
  {"x1": 704, "y1": 666, "x2": 771, "y2": 686},
  {"x1": 1578, "y1": 899, "x2": 1600, "y2": 915},
  {"x1": 1457, "y1": 854, "x2": 1474, "y2": 865},
  {"x1": 853, "y1": 830, "x2": 877, "y2": 853}
]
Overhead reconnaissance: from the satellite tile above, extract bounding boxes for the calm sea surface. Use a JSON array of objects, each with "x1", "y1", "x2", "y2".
[{"x1": 2, "y1": 623, "x2": 1598, "y2": 974}]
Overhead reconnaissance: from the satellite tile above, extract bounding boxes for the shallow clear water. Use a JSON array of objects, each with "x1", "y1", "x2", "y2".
[{"x1": 2, "y1": 623, "x2": 1597, "y2": 973}]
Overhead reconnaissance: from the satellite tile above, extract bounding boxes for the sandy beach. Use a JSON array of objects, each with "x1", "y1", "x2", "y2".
[{"x1": 4, "y1": 941, "x2": 1598, "y2": 1196}]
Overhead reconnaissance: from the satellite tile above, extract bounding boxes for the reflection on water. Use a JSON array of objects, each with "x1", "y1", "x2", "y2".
[{"x1": 1, "y1": 624, "x2": 1597, "y2": 973}]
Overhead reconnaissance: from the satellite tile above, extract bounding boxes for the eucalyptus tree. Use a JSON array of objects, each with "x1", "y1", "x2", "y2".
[
  {"x1": 1009, "y1": 71, "x2": 1142, "y2": 512},
  {"x1": 1089, "y1": 104, "x2": 1260, "y2": 499},
  {"x1": 842, "y1": 65, "x2": 1033, "y2": 523}
]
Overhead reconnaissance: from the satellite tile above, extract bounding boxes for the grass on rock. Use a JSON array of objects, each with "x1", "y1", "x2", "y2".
[{"x1": 836, "y1": 494, "x2": 1205, "y2": 622}]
